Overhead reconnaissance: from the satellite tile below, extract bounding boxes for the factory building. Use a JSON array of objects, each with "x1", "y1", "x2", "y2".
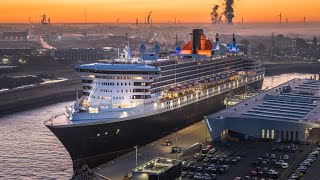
[
  {"x1": 132, "y1": 157, "x2": 182, "y2": 180},
  {"x1": 0, "y1": 32, "x2": 28, "y2": 41},
  {"x1": 206, "y1": 78, "x2": 320, "y2": 142}
]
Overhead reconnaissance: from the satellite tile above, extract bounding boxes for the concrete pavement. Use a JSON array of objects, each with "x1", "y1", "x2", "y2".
[{"x1": 93, "y1": 120, "x2": 210, "y2": 180}]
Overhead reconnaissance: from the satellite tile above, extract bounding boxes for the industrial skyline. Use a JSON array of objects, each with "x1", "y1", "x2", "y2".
[{"x1": 0, "y1": 0, "x2": 320, "y2": 23}]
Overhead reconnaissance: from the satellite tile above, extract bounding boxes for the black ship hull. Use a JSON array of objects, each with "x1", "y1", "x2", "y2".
[{"x1": 46, "y1": 79, "x2": 263, "y2": 172}]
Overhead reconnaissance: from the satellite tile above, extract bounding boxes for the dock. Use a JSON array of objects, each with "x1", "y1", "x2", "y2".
[{"x1": 92, "y1": 120, "x2": 210, "y2": 180}]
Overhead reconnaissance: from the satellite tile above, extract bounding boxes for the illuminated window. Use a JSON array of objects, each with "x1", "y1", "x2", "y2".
[
  {"x1": 271, "y1": 130, "x2": 275, "y2": 139},
  {"x1": 266, "y1": 130, "x2": 270, "y2": 139},
  {"x1": 261, "y1": 129, "x2": 265, "y2": 139}
]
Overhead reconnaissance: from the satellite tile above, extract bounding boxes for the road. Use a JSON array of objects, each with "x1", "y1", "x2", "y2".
[{"x1": 92, "y1": 120, "x2": 210, "y2": 180}]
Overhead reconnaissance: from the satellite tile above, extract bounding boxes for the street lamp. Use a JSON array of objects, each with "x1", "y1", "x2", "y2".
[{"x1": 134, "y1": 145, "x2": 138, "y2": 167}]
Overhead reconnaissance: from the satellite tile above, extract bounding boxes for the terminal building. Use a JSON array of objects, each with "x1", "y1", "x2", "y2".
[
  {"x1": 132, "y1": 157, "x2": 182, "y2": 180},
  {"x1": 0, "y1": 32, "x2": 28, "y2": 41},
  {"x1": 54, "y1": 48, "x2": 106, "y2": 61},
  {"x1": 205, "y1": 78, "x2": 320, "y2": 142}
]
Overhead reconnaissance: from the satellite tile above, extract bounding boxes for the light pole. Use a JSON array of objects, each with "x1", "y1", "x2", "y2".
[
  {"x1": 175, "y1": 128, "x2": 178, "y2": 159},
  {"x1": 134, "y1": 145, "x2": 138, "y2": 167}
]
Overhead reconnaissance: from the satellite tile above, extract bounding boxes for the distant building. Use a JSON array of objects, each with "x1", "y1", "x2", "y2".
[
  {"x1": 0, "y1": 32, "x2": 28, "y2": 42},
  {"x1": 132, "y1": 157, "x2": 182, "y2": 180},
  {"x1": 206, "y1": 78, "x2": 320, "y2": 142},
  {"x1": 54, "y1": 48, "x2": 107, "y2": 61}
]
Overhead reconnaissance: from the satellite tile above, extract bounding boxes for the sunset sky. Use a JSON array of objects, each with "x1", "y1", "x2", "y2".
[{"x1": 0, "y1": 0, "x2": 319, "y2": 23}]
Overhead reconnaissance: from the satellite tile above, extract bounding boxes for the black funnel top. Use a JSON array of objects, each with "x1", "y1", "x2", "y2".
[{"x1": 192, "y1": 29, "x2": 204, "y2": 54}]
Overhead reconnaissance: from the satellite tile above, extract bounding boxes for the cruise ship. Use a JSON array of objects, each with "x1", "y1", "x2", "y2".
[{"x1": 45, "y1": 29, "x2": 265, "y2": 173}]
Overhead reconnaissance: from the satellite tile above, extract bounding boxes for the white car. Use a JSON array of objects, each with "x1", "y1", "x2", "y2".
[
  {"x1": 306, "y1": 158, "x2": 315, "y2": 163},
  {"x1": 298, "y1": 166, "x2": 307, "y2": 170},
  {"x1": 283, "y1": 155, "x2": 289, "y2": 160},
  {"x1": 301, "y1": 162, "x2": 311, "y2": 166},
  {"x1": 282, "y1": 163, "x2": 289, "y2": 169}
]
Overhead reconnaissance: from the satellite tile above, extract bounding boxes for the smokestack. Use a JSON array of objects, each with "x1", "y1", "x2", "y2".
[
  {"x1": 192, "y1": 29, "x2": 203, "y2": 54},
  {"x1": 224, "y1": 0, "x2": 235, "y2": 24},
  {"x1": 232, "y1": 33, "x2": 237, "y2": 52},
  {"x1": 304, "y1": 16, "x2": 306, "y2": 24},
  {"x1": 48, "y1": 18, "x2": 51, "y2": 25},
  {"x1": 145, "y1": 18, "x2": 146, "y2": 24},
  {"x1": 242, "y1": 18, "x2": 244, "y2": 24},
  {"x1": 136, "y1": 18, "x2": 139, "y2": 27},
  {"x1": 279, "y1": 13, "x2": 282, "y2": 24},
  {"x1": 215, "y1": 33, "x2": 220, "y2": 50}
]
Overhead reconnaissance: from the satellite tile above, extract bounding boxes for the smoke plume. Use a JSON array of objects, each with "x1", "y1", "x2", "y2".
[
  {"x1": 210, "y1": 5, "x2": 220, "y2": 24},
  {"x1": 224, "y1": 0, "x2": 235, "y2": 24}
]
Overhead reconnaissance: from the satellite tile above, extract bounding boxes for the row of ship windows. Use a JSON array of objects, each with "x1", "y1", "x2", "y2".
[
  {"x1": 159, "y1": 59, "x2": 242, "y2": 71},
  {"x1": 96, "y1": 89, "x2": 149, "y2": 93},
  {"x1": 153, "y1": 65, "x2": 242, "y2": 86},
  {"x1": 92, "y1": 82, "x2": 149, "y2": 86},
  {"x1": 89, "y1": 95, "x2": 151, "y2": 100},
  {"x1": 83, "y1": 83, "x2": 150, "y2": 90},
  {"x1": 76, "y1": 68, "x2": 160, "y2": 75}
]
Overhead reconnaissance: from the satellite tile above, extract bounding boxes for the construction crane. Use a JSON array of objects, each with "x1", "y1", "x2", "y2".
[{"x1": 147, "y1": 11, "x2": 152, "y2": 24}]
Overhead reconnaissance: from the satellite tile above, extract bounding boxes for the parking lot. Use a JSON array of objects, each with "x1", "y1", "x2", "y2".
[{"x1": 180, "y1": 140, "x2": 317, "y2": 180}]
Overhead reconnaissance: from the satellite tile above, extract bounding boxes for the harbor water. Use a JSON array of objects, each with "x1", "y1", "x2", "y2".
[{"x1": 0, "y1": 73, "x2": 315, "y2": 179}]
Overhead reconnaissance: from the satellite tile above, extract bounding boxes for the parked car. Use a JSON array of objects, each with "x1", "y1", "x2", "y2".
[
  {"x1": 282, "y1": 163, "x2": 289, "y2": 169},
  {"x1": 209, "y1": 148, "x2": 217, "y2": 154},
  {"x1": 181, "y1": 172, "x2": 187, "y2": 177},
  {"x1": 203, "y1": 157, "x2": 210, "y2": 162},
  {"x1": 270, "y1": 154, "x2": 276, "y2": 159},
  {"x1": 202, "y1": 148, "x2": 210, "y2": 154},
  {"x1": 194, "y1": 173, "x2": 203, "y2": 180},
  {"x1": 218, "y1": 168, "x2": 225, "y2": 174},
  {"x1": 283, "y1": 155, "x2": 289, "y2": 160},
  {"x1": 187, "y1": 172, "x2": 194, "y2": 178},
  {"x1": 222, "y1": 165, "x2": 229, "y2": 171},
  {"x1": 196, "y1": 166, "x2": 203, "y2": 172},
  {"x1": 171, "y1": 146, "x2": 182, "y2": 153},
  {"x1": 250, "y1": 171, "x2": 258, "y2": 177},
  {"x1": 301, "y1": 162, "x2": 311, "y2": 166}
]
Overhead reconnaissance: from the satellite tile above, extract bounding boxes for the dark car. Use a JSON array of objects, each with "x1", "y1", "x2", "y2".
[
  {"x1": 171, "y1": 146, "x2": 182, "y2": 153},
  {"x1": 232, "y1": 159, "x2": 239, "y2": 164},
  {"x1": 250, "y1": 171, "x2": 258, "y2": 177},
  {"x1": 202, "y1": 148, "x2": 210, "y2": 154},
  {"x1": 241, "y1": 152, "x2": 247, "y2": 157},
  {"x1": 218, "y1": 168, "x2": 225, "y2": 174},
  {"x1": 164, "y1": 139, "x2": 172, "y2": 146},
  {"x1": 224, "y1": 159, "x2": 230, "y2": 164},
  {"x1": 211, "y1": 157, "x2": 218, "y2": 163},
  {"x1": 189, "y1": 166, "x2": 196, "y2": 171}
]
